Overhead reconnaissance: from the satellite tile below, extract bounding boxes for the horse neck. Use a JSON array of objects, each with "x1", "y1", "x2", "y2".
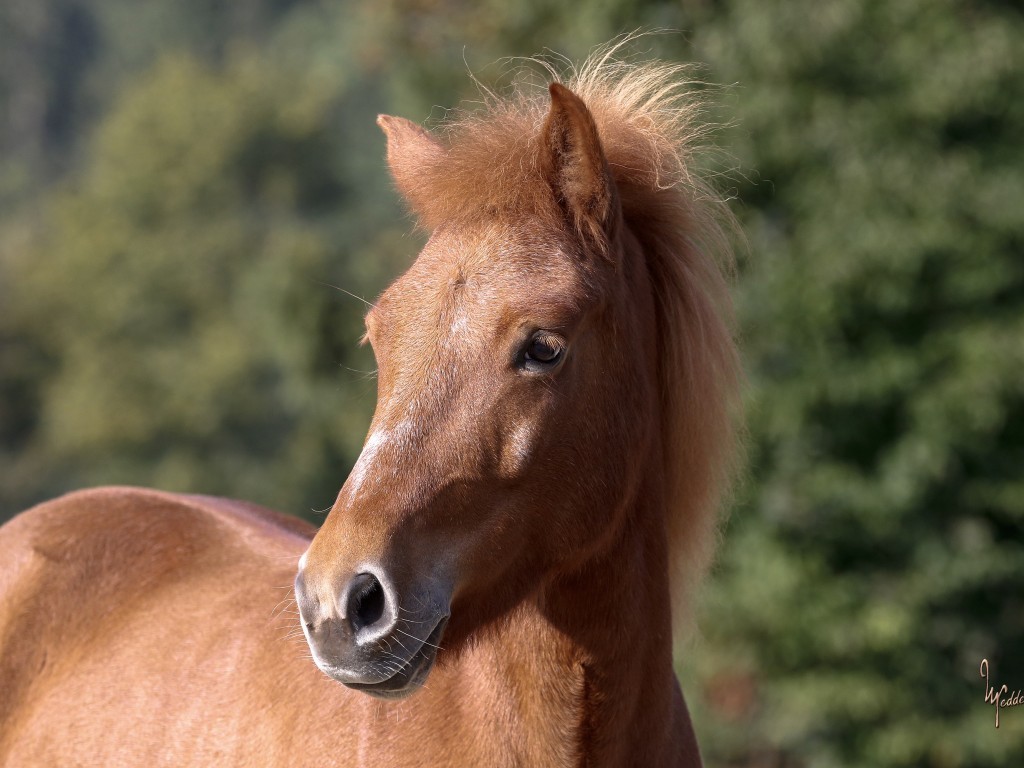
[
  {"x1": 436, "y1": 231, "x2": 700, "y2": 765},
  {"x1": 472, "y1": 466, "x2": 701, "y2": 767},
  {"x1": 533, "y1": 231, "x2": 697, "y2": 766}
]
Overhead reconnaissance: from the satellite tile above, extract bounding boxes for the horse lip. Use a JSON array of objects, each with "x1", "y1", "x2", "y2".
[{"x1": 342, "y1": 615, "x2": 448, "y2": 699}]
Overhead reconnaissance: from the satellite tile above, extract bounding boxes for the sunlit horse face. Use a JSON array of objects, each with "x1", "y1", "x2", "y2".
[{"x1": 295, "y1": 85, "x2": 659, "y2": 698}]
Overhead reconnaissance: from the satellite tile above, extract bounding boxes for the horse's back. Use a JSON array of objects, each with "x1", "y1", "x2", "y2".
[{"x1": 0, "y1": 486, "x2": 346, "y2": 766}]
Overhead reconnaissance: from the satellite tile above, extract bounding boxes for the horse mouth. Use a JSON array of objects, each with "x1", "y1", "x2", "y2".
[{"x1": 343, "y1": 616, "x2": 448, "y2": 700}]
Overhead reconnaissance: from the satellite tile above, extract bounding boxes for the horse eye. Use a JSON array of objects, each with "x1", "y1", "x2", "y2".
[{"x1": 522, "y1": 333, "x2": 565, "y2": 371}]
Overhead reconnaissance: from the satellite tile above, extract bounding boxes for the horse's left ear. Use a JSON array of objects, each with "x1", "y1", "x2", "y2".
[
  {"x1": 377, "y1": 115, "x2": 445, "y2": 219},
  {"x1": 541, "y1": 83, "x2": 620, "y2": 251}
]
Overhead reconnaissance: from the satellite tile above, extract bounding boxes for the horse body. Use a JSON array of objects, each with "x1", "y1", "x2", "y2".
[
  {"x1": 1, "y1": 46, "x2": 739, "y2": 767},
  {"x1": 0, "y1": 488, "x2": 322, "y2": 766},
  {"x1": 0, "y1": 486, "x2": 697, "y2": 766}
]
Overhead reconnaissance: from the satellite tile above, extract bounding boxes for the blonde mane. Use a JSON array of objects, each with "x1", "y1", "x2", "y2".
[{"x1": 403, "y1": 42, "x2": 744, "y2": 629}]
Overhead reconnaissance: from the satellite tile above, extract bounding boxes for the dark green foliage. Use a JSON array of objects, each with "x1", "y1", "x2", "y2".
[
  {"x1": 686, "y1": 2, "x2": 1024, "y2": 766},
  {"x1": 1, "y1": 28, "x2": 406, "y2": 516},
  {"x1": 0, "y1": 1, "x2": 1021, "y2": 765}
]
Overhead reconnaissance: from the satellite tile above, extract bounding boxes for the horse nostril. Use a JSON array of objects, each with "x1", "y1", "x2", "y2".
[{"x1": 347, "y1": 572, "x2": 387, "y2": 632}]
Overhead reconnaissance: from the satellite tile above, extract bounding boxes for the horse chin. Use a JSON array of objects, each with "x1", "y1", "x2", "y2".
[{"x1": 341, "y1": 617, "x2": 448, "y2": 701}]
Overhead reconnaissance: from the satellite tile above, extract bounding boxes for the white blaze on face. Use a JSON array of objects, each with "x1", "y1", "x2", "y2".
[
  {"x1": 503, "y1": 420, "x2": 536, "y2": 476},
  {"x1": 449, "y1": 313, "x2": 469, "y2": 336},
  {"x1": 346, "y1": 428, "x2": 389, "y2": 501},
  {"x1": 345, "y1": 420, "x2": 415, "y2": 501}
]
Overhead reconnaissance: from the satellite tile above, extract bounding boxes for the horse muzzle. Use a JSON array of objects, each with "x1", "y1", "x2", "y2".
[{"x1": 294, "y1": 566, "x2": 450, "y2": 699}]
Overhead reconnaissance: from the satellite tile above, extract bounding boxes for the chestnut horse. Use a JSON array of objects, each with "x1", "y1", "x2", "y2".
[{"x1": 0, "y1": 51, "x2": 740, "y2": 767}]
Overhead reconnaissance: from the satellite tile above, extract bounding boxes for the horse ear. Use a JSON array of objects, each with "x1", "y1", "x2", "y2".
[
  {"x1": 541, "y1": 83, "x2": 619, "y2": 249},
  {"x1": 377, "y1": 115, "x2": 445, "y2": 217}
]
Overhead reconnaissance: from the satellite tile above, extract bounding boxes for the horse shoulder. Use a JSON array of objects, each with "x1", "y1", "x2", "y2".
[
  {"x1": 0, "y1": 485, "x2": 312, "y2": 610},
  {"x1": 0, "y1": 486, "x2": 327, "y2": 764}
]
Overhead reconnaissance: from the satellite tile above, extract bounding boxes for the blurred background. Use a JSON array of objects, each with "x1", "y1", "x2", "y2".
[{"x1": 1, "y1": 1, "x2": 1022, "y2": 765}]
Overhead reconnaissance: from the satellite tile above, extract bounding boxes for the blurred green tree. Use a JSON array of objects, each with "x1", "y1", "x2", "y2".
[
  {"x1": 684, "y1": 2, "x2": 1024, "y2": 767},
  {"x1": 2, "y1": 48, "x2": 412, "y2": 516}
]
